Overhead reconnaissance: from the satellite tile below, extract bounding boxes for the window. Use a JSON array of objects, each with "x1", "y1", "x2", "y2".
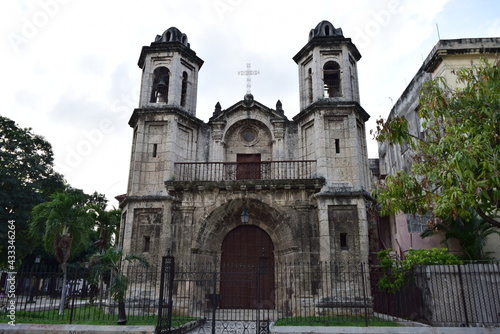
[
  {"x1": 323, "y1": 61, "x2": 341, "y2": 97},
  {"x1": 150, "y1": 67, "x2": 170, "y2": 103},
  {"x1": 307, "y1": 68, "x2": 313, "y2": 104},
  {"x1": 152, "y1": 144, "x2": 158, "y2": 158},
  {"x1": 340, "y1": 233, "x2": 348, "y2": 250},
  {"x1": 324, "y1": 25, "x2": 330, "y2": 36},
  {"x1": 143, "y1": 236, "x2": 151, "y2": 253},
  {"x1": 406, "y1": 214, "x2": 431, "y2": 233},
  {"x1": 181, "y1": 71, "x2": 188, "y2": 107},
  {"x1": 335, "y1": 139, "x2": 340, "y2": 153}
]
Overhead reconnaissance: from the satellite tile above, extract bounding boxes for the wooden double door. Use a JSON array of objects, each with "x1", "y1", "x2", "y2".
[
  {"x1": 220, "y1": 225, "x2": 275, "y2": 309},
  {"x1": 236, "y1": 154, "x2": 261, "y2": 180}
]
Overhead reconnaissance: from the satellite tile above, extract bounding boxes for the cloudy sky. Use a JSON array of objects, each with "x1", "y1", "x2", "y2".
[{"x1": 1, "y1": 0, "x2": 499, "y2": 206}]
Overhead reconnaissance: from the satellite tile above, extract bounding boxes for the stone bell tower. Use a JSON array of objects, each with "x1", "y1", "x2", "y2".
[
  {"x1": 293, "y1": 20, "x2": 369, "y2": 192},
  {"x1": 127, "y1": 27, "x2": 204, "y2": 197},
  {"x1": 292, "y1": 21, "x2": 372, "y2": 263},
  {"x1": 120, "y1": 27, "x2": 204, "y2": 267},
  {"x1": 137, "y1": 27, "x2": 204, "y2": 115},
  {"x1": 294, "y1": 20, "x2": 361, "y2": 110}
]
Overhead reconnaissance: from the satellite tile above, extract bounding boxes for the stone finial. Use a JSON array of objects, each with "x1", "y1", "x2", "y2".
[
  {"x1": 276, "y1": 100, "x2": 283, "y2": 113},
  {"x1": 214, "y1": 102, "x2": 222, "y2": 114},
  {"x1": 243, "y1": 93, "x2": 254, "y2": 106}
]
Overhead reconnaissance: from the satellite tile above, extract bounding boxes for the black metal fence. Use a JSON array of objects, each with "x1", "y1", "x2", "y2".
[
  {"x1": 0, "y1": 264, "x2": 158, "y2": 325},
  {"x1": 2, "y1": 261, "x2": 499, "y2": 329}
]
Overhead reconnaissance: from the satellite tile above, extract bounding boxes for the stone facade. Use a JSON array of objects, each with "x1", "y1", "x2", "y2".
[
  {"x1": 119, "y1": 22, "x2": 376, "y2": 311},
  {"x1": 377, "y1": 38, "x2": 500, "y2": 258}
]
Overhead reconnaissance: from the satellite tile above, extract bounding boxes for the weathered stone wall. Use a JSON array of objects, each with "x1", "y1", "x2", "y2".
[{"x1": 169, "y1": 187, "x2": 321, "y2": 264}]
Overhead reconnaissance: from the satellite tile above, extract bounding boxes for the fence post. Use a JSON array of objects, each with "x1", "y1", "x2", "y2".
[
  {"x1": 211, "y1": 270, "x2": 217, "y2": 334},
  {"x1": 457, "y1": 265, "x2": 469, "y2": 327},
  {"x1": 166, "y1": 256, "x2": 175, "y2": 333},
  {"x1": 361, "y1": 263, "x2": 368, "y2": 326},
  {"x1": 256, "y1": 263, "x2": 261, "y2": 334},
  {"x1": 156, "y1": 254, "x2": 175, "y2": 334},
  {"x1": 69, "y1": 268, "x2": 77, "y2": 324}
]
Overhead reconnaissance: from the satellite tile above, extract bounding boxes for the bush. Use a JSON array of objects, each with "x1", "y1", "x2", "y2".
[{"x1": 377, "y1": 248, "x2": 462, "y2": 293}]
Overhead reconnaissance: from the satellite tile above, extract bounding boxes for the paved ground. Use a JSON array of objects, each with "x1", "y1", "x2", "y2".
[
  {"x1": 0, "y1": 323, "x2": 155, "y2": 334},
  {"x1": 2, "y1": 323, "x2": 499, "y2": 334},
  {"x1": 269, "y1": 325, "x2": 500, "y2": 334}
]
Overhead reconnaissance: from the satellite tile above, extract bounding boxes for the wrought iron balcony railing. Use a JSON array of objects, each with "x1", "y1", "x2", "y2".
[{"x1": 173, "y1": 160, "x2": 317, "y2": 182}]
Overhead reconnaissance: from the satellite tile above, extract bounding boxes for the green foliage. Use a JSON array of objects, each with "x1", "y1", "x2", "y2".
[
  {"x1": 374, "y1": 59, "x2": 500, "y2": 228},
  {"x1": 29, "y1": 188, "x2": 101, "y2": 315},
  {"x1": 421, "y1": 211, "x2": 500, "y2": 260},
  {"x1": 89, "y1": 205, "x2": 121, "y2": 253},
  {"x1": 89, "y1": 248, "x2": 149, "y2": 303},
  {"x1": 0, "y1": 116, "x2": 65, "y2": 268},
  {"x1": 377, "y1": 248, "x2": 462, "y2": 293},
  {"x1": 29, "y1": 189, "x2": 94, "y2": 264}
]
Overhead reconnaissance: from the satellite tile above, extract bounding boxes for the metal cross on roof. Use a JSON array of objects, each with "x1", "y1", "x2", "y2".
[{"x1": 238, "y1": 63, "x2": 260, "y2": 94}]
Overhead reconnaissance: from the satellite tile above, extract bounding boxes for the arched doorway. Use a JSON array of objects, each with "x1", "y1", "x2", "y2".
[{"x1": 220, "y1": 225, "x2": 275, "y2": 309}]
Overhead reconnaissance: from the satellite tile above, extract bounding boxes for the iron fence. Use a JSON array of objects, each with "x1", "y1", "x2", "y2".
[
  {"x1": 0, "y1": 264, "x2": 158, "y2": 325},
  {"x1": 2, "y1": 261, "x2": 499, "y2": 329}
]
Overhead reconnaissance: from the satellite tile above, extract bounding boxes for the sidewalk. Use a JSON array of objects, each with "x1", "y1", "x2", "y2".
[
  {"x1": 1, "y1": 323, "x2": 499, "y2": 334},
  {"x1": 0, "y1": 323, "x2": 155, "y2": 334},
  {"x1": 270, "y1": 325, "x2": 500, "y2": 334}
]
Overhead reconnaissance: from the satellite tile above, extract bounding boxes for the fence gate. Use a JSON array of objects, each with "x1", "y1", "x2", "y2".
[{"x1": 155, "y1": 255, "x2": 272, "y2": 334}]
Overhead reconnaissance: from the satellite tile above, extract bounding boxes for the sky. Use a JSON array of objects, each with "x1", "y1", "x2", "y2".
[{"x1": 1, "y1": 0, "x2": 499, "y2": 207}]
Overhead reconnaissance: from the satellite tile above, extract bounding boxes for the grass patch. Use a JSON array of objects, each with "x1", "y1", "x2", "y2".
[
  {"x1": 1, "y1": 306, "x2": 156, "y2": 326},
  {"x1": 274, "y1": 316, "x2": 400, "y2": 327},
  {"x1": 1, "y1": 306, "x2": 197, "y2": 327}
]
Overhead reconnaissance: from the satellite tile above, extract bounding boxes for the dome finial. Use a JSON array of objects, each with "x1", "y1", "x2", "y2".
[
  {"x1": 154, "y1": 27, "x2": 189, "y2": 47},
  {"x1": 308, "y1": 20, "x2": 343, "y2": 41}
]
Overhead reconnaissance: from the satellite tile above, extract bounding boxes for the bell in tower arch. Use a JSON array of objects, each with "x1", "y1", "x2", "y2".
[{"x1": 156, "y1": 76, "x2": 168, "y2": 103}]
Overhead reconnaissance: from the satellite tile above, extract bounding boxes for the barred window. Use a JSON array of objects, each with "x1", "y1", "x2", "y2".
[{"x1": 406, "y1": 214, "x2": 432, "y2": 233}]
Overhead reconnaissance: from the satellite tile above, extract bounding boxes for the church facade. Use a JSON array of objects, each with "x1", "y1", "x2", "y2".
[{"x1": 118, "y1": 21, "x2": 376, "y2": 304}]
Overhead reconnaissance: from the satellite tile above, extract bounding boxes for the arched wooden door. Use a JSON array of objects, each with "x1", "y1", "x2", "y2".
[{"x1": 220, "y1": 225, "x2": 275, "y2": 309}]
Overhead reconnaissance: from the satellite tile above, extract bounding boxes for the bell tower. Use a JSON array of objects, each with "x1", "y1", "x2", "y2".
[
  {"x1": 292, "y1": 21, "x2": 372, "y2": 264},
  {"x1": 293, "y1": 21, "x2": 361, "y2": 111},
  {"x1": 137, "y1": 27, "x2": 204, "y2": 115},
  {"x1": 292, "y1": 21, "x2": 369, "y2": 192},
  {"x1": 126, "y1": 27, "x2": 204, "y2": 197}
]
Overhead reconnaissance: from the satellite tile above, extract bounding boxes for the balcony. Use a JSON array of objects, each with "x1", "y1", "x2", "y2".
[{"x1": 165, "y1": 160, "x2": 324, "y2": 192}]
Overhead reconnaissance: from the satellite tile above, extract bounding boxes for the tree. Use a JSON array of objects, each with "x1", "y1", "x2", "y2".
[
  {"x1": 29, "y1": 188, "x2": 94, "y2": 315},
  {"x1": 374, "y1": 59, "x2": 500, "y2": 228},
  {"x1": 0, "y1": 116, "x2": 65, "y2": 268},
  {"x1": 91, "y1": 205, "x2": 121, "y2": 254},
  {"x1": 421, "y1": 211, "x2": 500, "y2": 261},
  {"x1": 89, "y1": 248, "x2": 149, "y2": 325},
  {"x1": 88, "y1": 201, "x2": 121, "y2": 307}
]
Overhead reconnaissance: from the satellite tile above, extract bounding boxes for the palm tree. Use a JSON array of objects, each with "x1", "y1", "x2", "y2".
[
  {"x1": 421, "y1": 211, "x2": 500, "y2": 261},
  {"x1": 92, "y1": 207, "x2": 121, "y2": 253},
  {"x1": 89, "y1": 248, "x2": 149, "y2": 325},
  {"x1": 29, "y1": 189, "x2": 94, "y2": 315},
  {"x1": 88, "y1": 205, "x2": 121, "y2": 307}
]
